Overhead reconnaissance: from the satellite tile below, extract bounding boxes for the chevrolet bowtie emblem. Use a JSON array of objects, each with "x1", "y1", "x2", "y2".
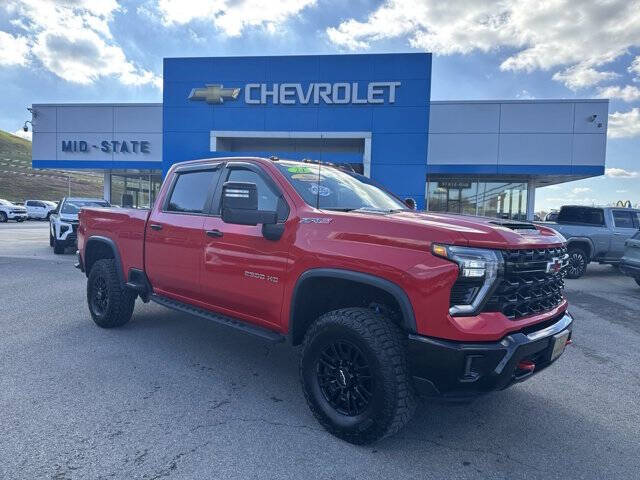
[{"x1": 188, "y1": 84, "x2": 241, "y2": 104}]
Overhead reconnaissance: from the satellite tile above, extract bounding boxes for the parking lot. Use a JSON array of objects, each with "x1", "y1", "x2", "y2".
[{"x1": 1, "y1": 221, "x2": 639, "y2": 480}]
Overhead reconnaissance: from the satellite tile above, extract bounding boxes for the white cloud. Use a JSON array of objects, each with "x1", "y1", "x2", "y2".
[
  {"x1": 616, "y1": 190, "x2": 628, "y2": 193},
  {"x1": 630, "y1": 56, "x2": 640, "y2": 78},
  {"x1": 608, "y1": 109, "x2": 640, "y2": 139},
  {"x1": 572, "y1": 187, "x2": 591, "y2": 194},
  {"x1": 606, "y1": 167, "x2": 638, "y2": 178},
  {"x1": 326, "y1": 0, "x2": 640, "y2": 89},
  {"x1": 0, "y1": 30, "x2": 29, "y2": 66},
  {"x1": 11, "y1": 129, "x2": 32, "y2": 141},
  {"x1": 597, "y1": 85, "x2": 640, "y2": 102},
  {"x1": 152, "y1": 0, "x2": 317, "y2": 36},
  {"x1": 552, "y1": 65, "x2": 619, "y2": 91},
  {"x1": 1, "y1": 0, "x2": 160, "y2": 88}
]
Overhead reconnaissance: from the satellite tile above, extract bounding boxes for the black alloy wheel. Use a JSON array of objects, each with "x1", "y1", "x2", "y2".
[
  {"x1": 566, "y1": 248, "x2": 587, "y2": 279},
  {"x1": 91, "y1": 276, "x2": 109, "y2": 316},
  {"x1": 316, "y1": 340, "x2": 373, "y2": 417}
]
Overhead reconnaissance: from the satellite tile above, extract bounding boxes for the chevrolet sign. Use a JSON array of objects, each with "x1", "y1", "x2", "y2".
[{"x1": 188, "y1": 81, "x2": 401, "y2": 105}]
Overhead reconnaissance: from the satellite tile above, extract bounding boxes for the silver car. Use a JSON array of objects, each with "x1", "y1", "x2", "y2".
[{"x1": 620, "y1": 230, "x2": 640, "y2": 288}]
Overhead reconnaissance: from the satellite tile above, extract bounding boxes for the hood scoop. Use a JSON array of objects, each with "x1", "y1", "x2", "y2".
[{"x1": 489, "y1": 220, "x2": 538, "y2": 232}]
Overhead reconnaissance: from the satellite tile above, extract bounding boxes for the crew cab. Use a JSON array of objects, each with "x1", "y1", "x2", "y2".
[
  {"x1": 25, "y1": 199, "x2": 57, "y2": 220},
  {"x1": 544, "y1": 205, "x2": 640, "y2": 278},
  {"x1": 50, "y1": 197, "x2": 110, "y2": 254},
  {"x1": 77, "y1": 157, "x2": 573, "y2": 444}
]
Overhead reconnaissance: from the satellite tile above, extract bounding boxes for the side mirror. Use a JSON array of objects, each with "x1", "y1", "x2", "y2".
[
  {"x1": 404, "y1": 197, "x2": 417, "y2": 210},
  {"x1": 221, "y1": 182, "x2": 277, "y2": 226}
]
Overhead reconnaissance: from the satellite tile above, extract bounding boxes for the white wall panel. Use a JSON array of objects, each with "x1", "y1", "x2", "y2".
[
  {"x1": 499, "y1": 133, "x2": 572, "y2": 165},
  {"x1": 32, "y1": 132, "x2": 57, "y2": 160},
  {"x1": 114, "y1": 106, "x2": 162, "y2": 133},
  {"x1": 57, "y1": 106, "x2": 113, "y2": 132},
  {"x1": 428, "y1": 133, "x2": 498, "y2": 165},
  {"x1": 499, "y1": 102, "x2": 574, "y2": 133},
  {"x1": 573, "y1": 134, "x2": 607, "y2": 166},
  {"x1": 32, "y1": 106, "x2": 57, "y2": 133},
  {"x1": 573, "y1": 102, "x2": 609, "y2": 133},
  {"x1": 429, "y1": 103, "x2": 500, "y2": 133}
]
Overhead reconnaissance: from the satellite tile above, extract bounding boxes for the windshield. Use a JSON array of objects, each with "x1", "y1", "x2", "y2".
[
  {"x1": 61, "y1": 200, "x2": 109, "y2": 214},
  {"x1": 276, "y1": 163, "x2": 406, "y2": 212}
]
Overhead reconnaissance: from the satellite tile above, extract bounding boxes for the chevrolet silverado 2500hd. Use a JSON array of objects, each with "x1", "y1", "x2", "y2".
[{"x1": 77, "y1": 157, "x2": 573, "y2": 444}]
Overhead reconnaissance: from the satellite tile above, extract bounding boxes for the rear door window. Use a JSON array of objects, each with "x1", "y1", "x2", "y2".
[
  {"x1": 612, "y1": 210, "x2": 635, "y2": 229},
  {"x1": 557, "y1": 207, "x2": 605, "y2": 225},
  {"x1": 166, "y1": 170, "x2": 220, "y2": 214}
]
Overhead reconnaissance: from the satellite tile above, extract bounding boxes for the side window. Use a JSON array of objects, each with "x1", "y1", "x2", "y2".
[
  {"x1": 26, "y1": 201, "x2": 33, "y2": 207},
  {"x1": 612, "y1": 210, "x2": 634, "y2": 228},
  {"x1": 226, "y1": 168, "x2": 279, "y2": 212},
  {"x1": 167, "y1": 170, "x2": 219, "y2": 214},
  {"x1": 634, "y1": 212, "x2": 640, "y2": 229}
]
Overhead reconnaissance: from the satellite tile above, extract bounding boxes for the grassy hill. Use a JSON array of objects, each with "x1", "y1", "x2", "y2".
[{"x1": 0, "y1": 130, "x2": 103, "y2": 202}]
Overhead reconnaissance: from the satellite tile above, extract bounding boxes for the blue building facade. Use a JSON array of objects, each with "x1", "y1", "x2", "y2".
[{"x1": 163, "y1": 53, "x2": 432, "y2": 207}]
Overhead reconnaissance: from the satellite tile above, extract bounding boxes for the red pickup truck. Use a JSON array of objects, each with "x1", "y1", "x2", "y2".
[{"x1": 77, "y1": 157, "x2": 573, "y2": 444}]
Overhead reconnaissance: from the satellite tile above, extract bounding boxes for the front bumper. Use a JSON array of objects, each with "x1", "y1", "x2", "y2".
[
  {"x1": 408, "y1": 311, "x2": 573, "y2": 399},
  {"x1": 8, "y1": 212, "x2": 27, "y2": 220},
  {"x1": 620, "y1": 259, "x2": 640, "y2": 278}
]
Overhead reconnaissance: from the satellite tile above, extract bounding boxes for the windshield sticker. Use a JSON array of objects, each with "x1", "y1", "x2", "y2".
[
  {"x1": 287, "y1": 166, "x2": 313, "y2": 174},
  {"x1": 309, "y1": 184, "x2": 332, "y2": 197},
  {"x1": 291, "y1": 173, "x2": 324, "y2": 182}
]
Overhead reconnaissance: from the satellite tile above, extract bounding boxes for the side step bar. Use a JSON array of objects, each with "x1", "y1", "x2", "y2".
[{"x1": 150, "y1": 294, "x2": 284, "y2": 343}]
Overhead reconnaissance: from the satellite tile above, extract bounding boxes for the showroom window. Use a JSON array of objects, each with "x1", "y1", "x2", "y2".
[
  {"x1": 110, "y1": 172, "x2": 162, "y2": 209},
  {"x1": 426, "y1": 178, "x2": 528, "y2": 220}
]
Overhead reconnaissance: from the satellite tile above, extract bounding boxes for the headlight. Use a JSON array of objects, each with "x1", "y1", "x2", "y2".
[{"x1": 432, "y1": 244, "x2": 502, "y2": 316}]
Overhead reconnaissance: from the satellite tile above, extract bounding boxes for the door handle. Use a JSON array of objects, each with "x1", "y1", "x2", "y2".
[
  {"x1": 150, "y1": 224, "x2": 163, "y2": 231},
  {"x1": 206, "y1": 229, "x2": 223, "y2": 238}
]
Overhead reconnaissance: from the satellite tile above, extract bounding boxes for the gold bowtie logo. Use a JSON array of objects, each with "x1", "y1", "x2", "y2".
[{"x1": 188, "y1": 84, "x2": 241, "y2": 104}]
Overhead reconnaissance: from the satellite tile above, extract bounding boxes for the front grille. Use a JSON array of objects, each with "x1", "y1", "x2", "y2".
[{"x1": 483, "y1": 247, "x2": 567, "y2": 320}]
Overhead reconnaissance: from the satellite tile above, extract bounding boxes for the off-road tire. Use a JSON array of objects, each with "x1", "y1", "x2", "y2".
[
  {"x1": 0, "y1": 212, "x2": 7, "y2": 222},
  {"x1": 566, "y1": 247, "x2": 588, "y2": 279},
  {"x1": 87, "y1": 259, "x2": 136, "y2": 328},
  {"x1": 635, "y1": 277, "x2": 640, "y2": 288},
  {"x1": 300, "y1": 307, "x2": 416, "y2": 444},
  {"x1": 53, "y1": 239, "x2": 65, "y2": 254}
]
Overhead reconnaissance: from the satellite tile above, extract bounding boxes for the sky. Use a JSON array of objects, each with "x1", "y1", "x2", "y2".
[{"x1": 0, "y1": 0, "x2": 639, "y2": 212}]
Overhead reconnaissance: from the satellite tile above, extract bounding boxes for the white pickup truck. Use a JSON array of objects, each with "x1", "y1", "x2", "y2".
[{"x1": 0, "y1": 199, "x2": 28, "y2": 222}]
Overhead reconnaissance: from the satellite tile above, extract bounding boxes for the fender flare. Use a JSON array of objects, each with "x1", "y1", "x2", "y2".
[
  {"x1": 289, "y1": 268, "x2": 417, "y2": 344},
  {"x1": 85, "y1": 236, "x2": 125, "y2": 285},
  {"x1": 566, "y1": 237, "x2": 594, "y2": 259}
]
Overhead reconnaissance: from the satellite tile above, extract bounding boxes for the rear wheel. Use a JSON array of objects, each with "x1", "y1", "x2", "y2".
[
  {"x1": 300, "y1": 308, "x2": 416, "y2": 444},
  {"x1": 87, "y1": 259, "x2": 136, "y2": 328},
  {"x1": 566, "y1": 247, "x2": 588, "y2": 279}
]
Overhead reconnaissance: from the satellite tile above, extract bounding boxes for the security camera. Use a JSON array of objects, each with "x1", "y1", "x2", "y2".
[
  {"x1": 588, "y1": 114, "x2": 598, "y2": 122},
  {"x1": 23, "y1": 123, "x2": 28, "y2": 132}
]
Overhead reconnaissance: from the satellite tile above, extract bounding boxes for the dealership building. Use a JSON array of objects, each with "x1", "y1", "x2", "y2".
[{"x1": 30, "y1": 53, "x2": 608, "y2": 219}]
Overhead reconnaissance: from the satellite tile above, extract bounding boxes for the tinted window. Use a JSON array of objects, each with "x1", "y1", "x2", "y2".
[
  {"x1": 635, "y1": 212, "x2": 640, "y2": 229},
  {"x1": 227, "y1": 168, "x2": 278, "y2": 212},
  {"x1": 167, "y1": 170, "x2": 218, "y2": 213},
  {"x1": 26, "y1": 201, "x2": 34, "y2": 206},
  {"x1": 557, "y1": 206, "x2": 604, "y2": 226},
  {"x1": 612, "y1": 210, "x2": 634, "y2": 228}
]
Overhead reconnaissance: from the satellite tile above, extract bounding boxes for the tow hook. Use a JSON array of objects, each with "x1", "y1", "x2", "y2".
[{"x1": 517, "y1": 359, "x2": 536, "y2": 373}]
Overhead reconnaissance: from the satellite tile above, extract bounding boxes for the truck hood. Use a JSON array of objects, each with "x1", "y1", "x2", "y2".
[{"x1": 382, "y1": 211, "x2": 564, "y2": 249}]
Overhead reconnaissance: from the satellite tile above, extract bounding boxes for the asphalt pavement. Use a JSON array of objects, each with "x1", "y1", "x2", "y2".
[{"x1": 1, "y1": 221, "x2": 639, "y2": 479}]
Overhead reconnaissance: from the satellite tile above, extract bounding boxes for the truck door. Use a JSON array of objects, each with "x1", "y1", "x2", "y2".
[
  {"x1": 610, "y1": 210, "x2": 638, "y2": 260},
  {"x1": 200, "y1": 163, "x2": 291, "y2": 330},
  {"x1": 144, "y1": 164, "x2": 222, "y2": 302}
]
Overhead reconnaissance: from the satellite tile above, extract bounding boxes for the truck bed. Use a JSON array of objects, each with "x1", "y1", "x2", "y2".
[{"x1": 78, "y1": 207, "x2": 149, "y2": 277}]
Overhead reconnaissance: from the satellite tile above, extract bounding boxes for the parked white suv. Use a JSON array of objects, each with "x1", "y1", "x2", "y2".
[
  {"x1": 50, "y1": 197, "x2": 110, "y2": 254},
  {"x1": 0, "y1": 199, "x2": 28, "y2": 222},
  {"x1": 25, "y1": 200, "x2": 57, "y2": 220}
]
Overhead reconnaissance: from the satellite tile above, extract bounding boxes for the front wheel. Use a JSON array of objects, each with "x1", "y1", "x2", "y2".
[
  {"x1": 635, "y1": 278, "x2": 640, "y2": 288},
  {"x1": 566, "y1": 247, "x2": 588, "y2": 279},
  {"x1": 300, "y1": 308, "x2": 416, "y2": 444},
  {"x1": 49, "y1": 230, "x2": 54, "y2": 247},
  {"x1": 0, "y1": 212, "x2": 7, "y2": 223},
  {"x1": 53, "y1": 239, "x2": 65, "y2": 254},
  {"x1": 87, "y1": 259, "x2": 136, "y2": 328}
]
